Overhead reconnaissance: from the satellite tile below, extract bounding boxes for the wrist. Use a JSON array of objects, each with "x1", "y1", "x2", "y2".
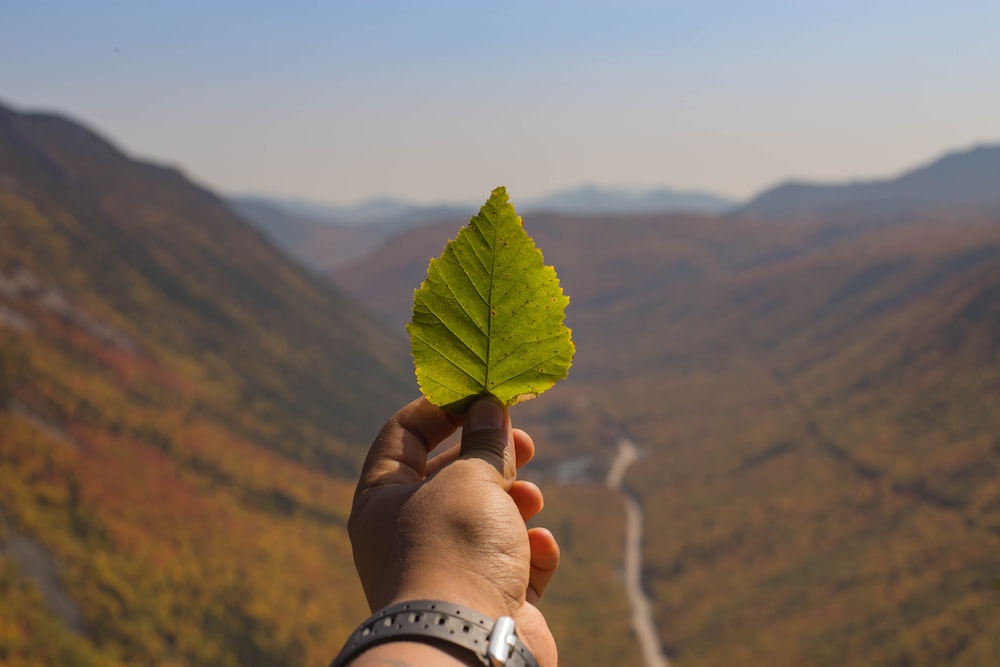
[
  {"x1": 388, "y1": 586, "x2": 517, "y2": 621},
  {"x1": 330, "y1": 599, "x2": 539, "y2": 667},
  {"x1": 388, "y1": 572, "x2": 518, "y2": 622}
]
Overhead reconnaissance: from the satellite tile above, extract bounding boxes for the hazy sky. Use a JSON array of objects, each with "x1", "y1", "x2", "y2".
[{"x1": 2, "y1": 1, "x2": 998, "y2": 205}]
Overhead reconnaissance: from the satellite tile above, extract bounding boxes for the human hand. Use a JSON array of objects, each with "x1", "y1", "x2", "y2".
[{"x1": 346, "y1": 396, "x2": 560, "y2": 666}]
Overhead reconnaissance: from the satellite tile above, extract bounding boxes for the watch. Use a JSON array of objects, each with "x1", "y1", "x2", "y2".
[{"x1": 329, "y1": 600, "x2": 539, "y2": 667}]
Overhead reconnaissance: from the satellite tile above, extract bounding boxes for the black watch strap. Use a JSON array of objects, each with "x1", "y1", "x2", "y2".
[{"x1": 329, "y1": 600, "x2": 539, "y2": 667}]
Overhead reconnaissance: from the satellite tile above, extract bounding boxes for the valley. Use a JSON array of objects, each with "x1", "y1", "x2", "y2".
[
  {"x1": 330, "y1": 169, "x2": 1000, "y2": 665},
  {"x1": 2, "y1": 99, "x2": 998, "y2": 666}
]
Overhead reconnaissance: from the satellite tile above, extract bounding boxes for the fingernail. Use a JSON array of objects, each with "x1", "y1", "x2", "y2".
[{"x1": 466, "y1": 397, "x2": 505, "y2": 432}]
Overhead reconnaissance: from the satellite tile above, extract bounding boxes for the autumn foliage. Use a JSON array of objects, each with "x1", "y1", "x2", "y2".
[
  {"x1": 0, "y1": 104, "x2": 414, "y2": 665},
  {"x1": 3, "y1": 100, "x2": 1000, "y2": 667}
]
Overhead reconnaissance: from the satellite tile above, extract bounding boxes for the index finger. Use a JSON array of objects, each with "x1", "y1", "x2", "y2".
[{"x1": 356, "y1": 397, "x2": 461, "y2": 496}]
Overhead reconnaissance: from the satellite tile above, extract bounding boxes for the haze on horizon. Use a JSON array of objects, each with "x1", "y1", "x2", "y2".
[{"x1": 2, "y1": 0, "x2": 998, "y2": 207}]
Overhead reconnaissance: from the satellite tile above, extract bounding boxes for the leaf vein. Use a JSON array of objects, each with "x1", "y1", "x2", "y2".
[{"x1": 410, "y1": 329, "x2": 485, "y2": 385}]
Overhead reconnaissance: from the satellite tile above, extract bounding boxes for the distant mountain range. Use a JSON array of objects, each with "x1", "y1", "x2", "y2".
[
  {"x1": 739, "y1": 144, "x2": 1000, "y2": 219},
  {"x1": 232, "y1": 144, "x2": 1000, "y2": 273},
  {"x1": 227, "y1": 196, "x2": 469, "y2": 271},
  {"x1": 524, "y1": 184, "x2": 736, "y2": 215},
  {"x1": 233, "y1": 184, "x2": 736, "y2": 226},
  {"x1": 228, "y1": 185, "x2": 737, "y2": 271},
  {"x1": 231, "y1": 193, "x2": 470, "y2": 226},
  {"x1": 234, "y1": 142, "x2": 1000, "y2": 234}
]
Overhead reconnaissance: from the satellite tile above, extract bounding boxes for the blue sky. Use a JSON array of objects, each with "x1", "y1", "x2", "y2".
[{"x1": 2, "y1": 1, "x2": 998, "y2": 205}]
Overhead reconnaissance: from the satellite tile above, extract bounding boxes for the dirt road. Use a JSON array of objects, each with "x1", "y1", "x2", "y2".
[{"x1": 606, "y1": 438, "x2": 670, "y2": 667}]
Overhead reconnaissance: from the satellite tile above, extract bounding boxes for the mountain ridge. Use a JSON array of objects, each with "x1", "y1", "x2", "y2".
[
  {"x1": 227, "y1": 196, "x2": 469, "y2": 271},
  {"x1": 227, "y1": 184, "x2": 737, "y2": 271},
  {"x1": 524, "y1": 183, "x2": 735, "y2": 215},
  {"x1": 234, "y1": 143, "x2": 1000, "y2": 274},
  {"x1": 1, "y1": 101, "x2": 413, "y2": 469},
  {"x1": 232, "y1": 183, "x2": 737, "y2": 225},
  {"x1": 739, "y1": 143, "x2": 1000, "y2": 220}
]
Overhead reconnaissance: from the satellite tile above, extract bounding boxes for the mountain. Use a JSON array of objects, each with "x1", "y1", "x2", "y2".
[
  {"x1": 228, "y1": 185, "x2": 736, "y2": 273},
  {"x1": 245, "y1": 194, "x2": 415, "y2": 223},
  {"x1": 524, "y1": 184, "x2": 736, "y2": 215},
  {"x1": 0, "y1": 103, "x2": 414, "y2": 467},
  {"x1": 0, "y1": 102, "x2": 415, "y2": 665},
  {"x1": 234, "y1": 143, "x2": 1000, "y2": 276},
  {"x1": 330, "y1": 165, "x2": 1000, "y2": 665},
  {"x1": 226, "y1": 196, "x2": 398, "y2": 271},
  {"x1": 227, "y1": 195, "x2": 468, "y2": 271},
  {"x1": 740, "y1": 144, "x2": 1000, "y2": 220},
  {"x1": 229, "y1": 193, "x2": 471, "y2": 228},
  {"x1": 230, "y1": 193, "x2": 466, "y2": 225}
]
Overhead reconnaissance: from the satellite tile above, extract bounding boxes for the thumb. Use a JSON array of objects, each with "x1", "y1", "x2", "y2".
[{"x1": 460, "y1": 397, "x2": 516, "y2": 485}]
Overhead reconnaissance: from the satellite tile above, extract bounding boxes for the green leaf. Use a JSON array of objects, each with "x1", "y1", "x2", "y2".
[{"x1": 407, "y1": 186, "x2": 574, "y2": 411}]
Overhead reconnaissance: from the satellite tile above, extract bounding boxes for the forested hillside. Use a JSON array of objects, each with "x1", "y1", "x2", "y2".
[
  {"x1": 331, "y1": 168, "x2": 1000, "y2": 665},
  {"x1": 0, "y1": 103, "x2": 415, "y2": 665}
]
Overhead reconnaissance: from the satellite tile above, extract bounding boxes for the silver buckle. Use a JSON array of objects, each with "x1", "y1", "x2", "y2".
[{"x1": 486, "y1": 616, "x2": 517, "y2": 666}]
